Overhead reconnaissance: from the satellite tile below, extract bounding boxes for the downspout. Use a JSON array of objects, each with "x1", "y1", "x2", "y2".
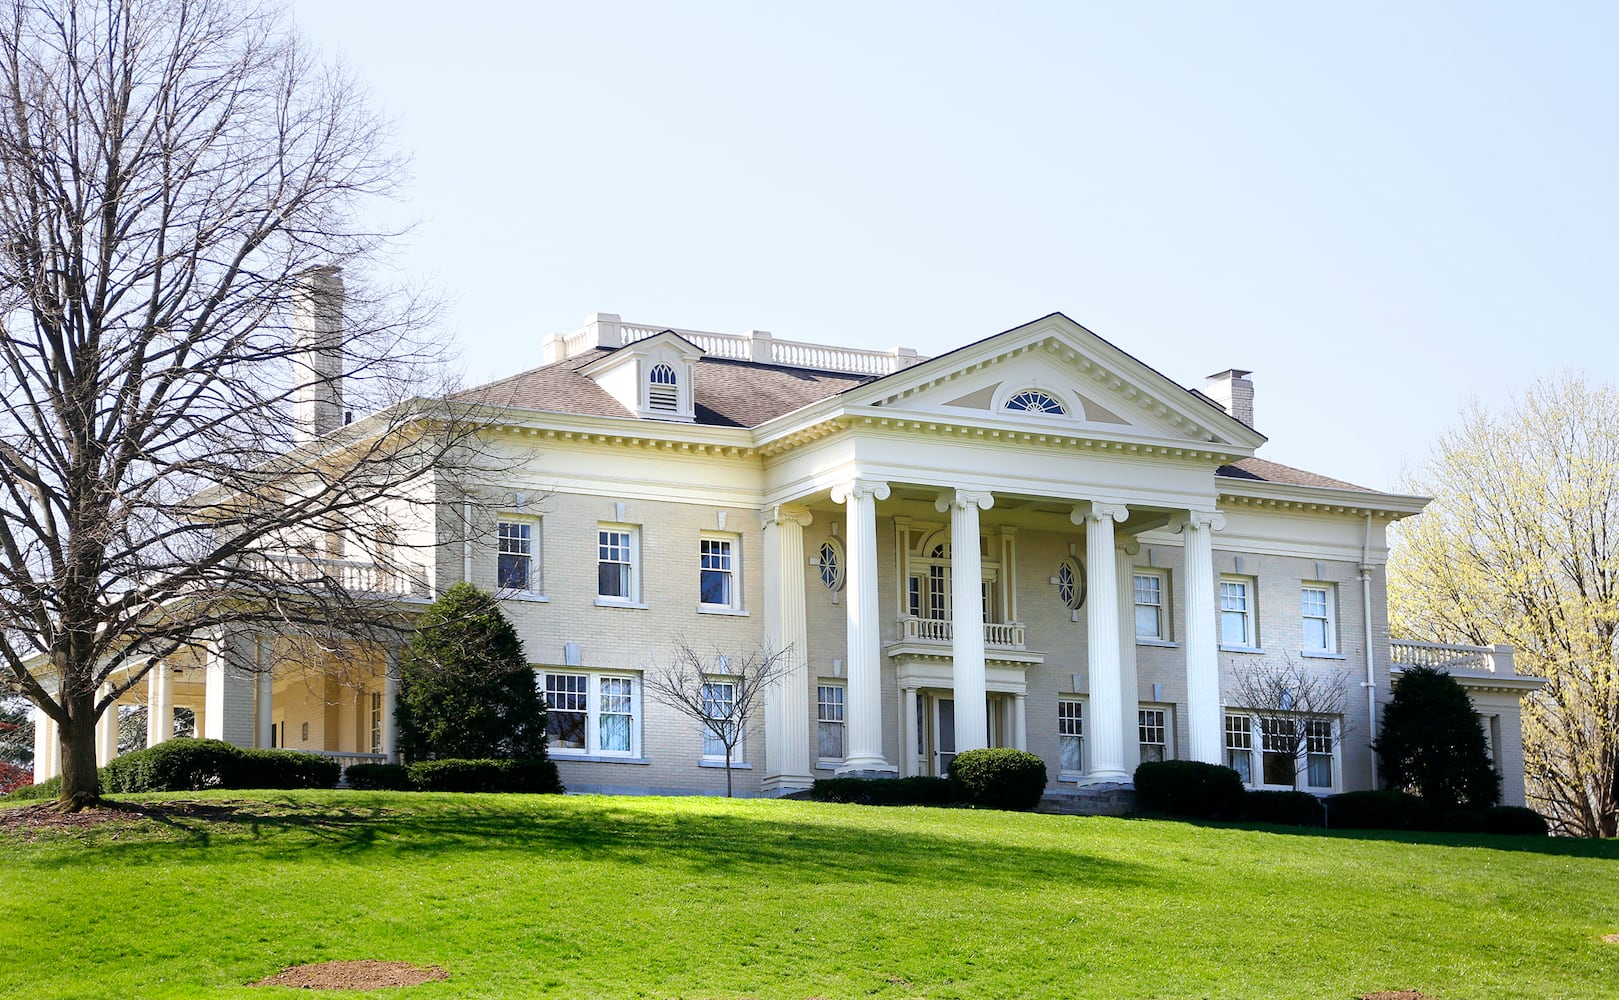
[{"x1": 1360, "y1": 512, "x2": 1378, "y2": 789}]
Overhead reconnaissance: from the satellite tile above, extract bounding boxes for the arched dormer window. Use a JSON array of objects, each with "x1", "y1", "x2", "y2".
[
  {"x1": 648, "y1": 362, "x2": 679, "y2": 412},
  {"x1": 1005, "y1": 389, "x2": 1066, "y2": 415}
]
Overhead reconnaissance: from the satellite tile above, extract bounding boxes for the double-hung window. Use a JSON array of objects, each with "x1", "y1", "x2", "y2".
[
  {"x1": 1058, "y1": 699, "x2": 1085, "y2": 775},
  {"x1": 497, "y1": 520, "x2": 536, "y2": 592},
  {"x1": 817, "y1": 684, "x2": 845, "y2": 762},
  {"x1": 369, "y1": 692, "x2": 383, "y2": 754},
  {"x1": 699, "y1": 535, "x2": 741, "y2": 611},
  {"x1": 1220, "y1": 576, "x2": 1257, "y2": 648},
  {"x1": 1134, "y1": 571, "x2": 1166, "y2": 640},
  {"x1": 542, "y1": 672, "x2": 640, "y2": 757},
  {"x1": 1304, "y1": 717, "x2": 1335, "y2": 789},
  {"x1": 1302, "y1": 584, "x2": 1336, "y2": 654},
  {"x1": 701, "y1": 680, "x2": 739, "y2": 760},
  {"x1": 1224, "y1": 714, "x2": 1254, "y2": 783},
  {"x1": 597, "y1": 525, "x2": 639, "y2": 602},
  {"x1": 1224, "y1": 710, "x2": 1339, "y2": 790},
  {"x1": 1138, "y1": 707, "x2": 1168, "y2": 763}
]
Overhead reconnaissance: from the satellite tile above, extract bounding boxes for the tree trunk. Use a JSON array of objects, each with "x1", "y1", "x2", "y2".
[
  {"x1": 724, "y1": 747, "x2": 734, "y2": 798},
  {"x1": 56, "y1": 686, "x2": 102, "y2": 811}
]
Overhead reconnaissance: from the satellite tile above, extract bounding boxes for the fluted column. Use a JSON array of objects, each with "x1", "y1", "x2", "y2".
[
  {"x1": 1013, "y1": 693, "x2": 1028, "y2": 751},
  {"x1": 832, "y1": 478, "x2": 894, "y2": 773},
  {"x1": 146, "y1": 663, "x2": 173, "y2": 748},
  {"x1": 33, "y1": 704, "x2": 54, "y2": 782},
  {"x1": 1075, "y1": 501, "x2": 1129, "y2": 781},
  {"x1": 900, "y1": 686, "x2": 918, "y2": 776},
  {"x1": 938, "y1": 488, "x2": 994, "y2": 752},
  {"x1": 255, "y1": 660, "x2": 273, "y2": 750},
  {"x1": 95, "y1": 684, "x2": 118, "y2": 765},
  {"x1": 1116, "y1": 539, "x2": 1142, "y2": 774},
  {"x1": 762, "y1": 504, "x2": 814, "y2": 792},
  {"x1": 1179, "y1": 510, "x2": 1226, "y2": 764}
]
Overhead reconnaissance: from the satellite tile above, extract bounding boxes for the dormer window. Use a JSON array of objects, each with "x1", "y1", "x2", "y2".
[
  {"x1": 1006, "y1": 389, "x2": 1066, "y2": 415},
  {"x1": 648, "y1": 363, "x2": 679, "y2": 412}
]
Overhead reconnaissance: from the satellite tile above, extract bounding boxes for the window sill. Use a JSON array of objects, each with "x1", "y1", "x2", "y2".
[
  {"x1": 549, "y1": 753, "x2": 650, "y2": 765},
  {"x1": 1300, "y1": 650, "x2": 1347, "y2": 660},
  {"x1": 1136, "y1": 638, "x2": 1180, "y2": 649},
  {"x1": 698, "y1": 759, "x2": 753, "y2": 769},
  {"x1": 696, "y1": 606, "x2": 750, "y2": 617},
  {"x1": 594, "y1": 598, "x2": 649, "y2": 610},
  {"x1": 1056, "y1": 773, "x2": 1086, "y2": 783},
  {"x1": 1219, "y1": 644, "x2": 1267, "y2": 655},
  {"x1": 499, "y1": 591, "x2": 550, "y2": 603},
  {"x1": 815, "y1": 759, "x2": 844, "y2": 771}
]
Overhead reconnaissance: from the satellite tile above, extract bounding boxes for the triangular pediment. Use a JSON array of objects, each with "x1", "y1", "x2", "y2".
[{"x1": 840, "y1": 313, "x2": 1266, "y2": 449}]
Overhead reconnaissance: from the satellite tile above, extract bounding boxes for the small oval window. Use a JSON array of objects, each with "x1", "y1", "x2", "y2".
[
  {"x1": 1057, "y1": 557, "x2": 1086, "y2": 611},
  {"x1": 817, "y1": 539, "x2": 845, "y2": 592}
]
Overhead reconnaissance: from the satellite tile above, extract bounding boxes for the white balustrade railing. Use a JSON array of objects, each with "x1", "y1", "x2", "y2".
[
  {"x1": 247, "y1": 554, "x2": 427, "y2": 598},
  {"x1": 898, "y1": 617, "x2": 1026, "y2": 649},
  {"x1": 577, "y1": 317, "x2": 927, "y2": 375},
  {"x1": 1389, "y1": 639, "x2": 1515, "y2": 675}
]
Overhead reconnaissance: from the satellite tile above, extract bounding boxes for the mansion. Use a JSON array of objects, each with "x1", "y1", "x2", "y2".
[{"x1": 31, "y1": 304, "x2": 1541, "y2": 805}]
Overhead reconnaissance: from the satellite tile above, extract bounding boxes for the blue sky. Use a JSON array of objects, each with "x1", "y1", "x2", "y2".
[{"x1": 288, "y1": 1, "x2": 1617, "y2": 492}]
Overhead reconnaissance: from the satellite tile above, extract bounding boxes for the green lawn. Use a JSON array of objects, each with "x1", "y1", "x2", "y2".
[{"x1": 3, "y1": 792, "x2": 1617, "y2": 999}]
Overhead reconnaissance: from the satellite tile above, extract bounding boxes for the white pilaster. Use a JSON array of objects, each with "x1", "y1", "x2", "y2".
[
  {"x1": 937, "y1": 488, "x2": 994, "y2": 753},
  {"x1": 95, "y1": 684, "x2": 118, "y2": 765},
  {"x1": 1179, "y1": 510, "x2": 1226, "y2": 764},
  {"x1": 831, "y1": 477, "x2": 894, "y2": 773},
  {"x1": 1075, "y1": 501, "x2": 1129, "y2": 781},
  {"x1": 382, "y1": 649, "x2": 400, "y2": 763},
  {"x1": 1116, "y1": 539, "x2": 1142, "y2": 775},
  {"x1": 762, "y1": 504, "x2": 814, "y2": 792},
  {"x1": 146, "y1": 663, "x2": 173, "y2": 748}
]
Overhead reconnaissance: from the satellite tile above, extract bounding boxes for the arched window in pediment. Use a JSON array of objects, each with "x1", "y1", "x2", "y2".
[{"x1": 1005, "y1": 388, "x2": 1066, "y2": 415}]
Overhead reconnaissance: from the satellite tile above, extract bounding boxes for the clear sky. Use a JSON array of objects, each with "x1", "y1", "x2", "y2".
[{"x1": 288, "y1": 1, "x2": 1617, "y2": 494}]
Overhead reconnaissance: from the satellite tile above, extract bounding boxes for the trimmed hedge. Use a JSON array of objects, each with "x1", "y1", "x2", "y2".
[
  {"x1": 1325, "y1": 790, "x2": 1431, "y2": 831},
  {"x1": 1133, "y1": 760, "x2": 1245, "y2": 820},
  {"x1": 101, "y1": 739, "x2": 340, "y2": 793},
  {"x1": 1243, "y1": 790, "x2": 1325, "y2": 827},
  {"x1": 405, "y1": 758, "x2": 561, "y2": 794},
  {"x1": 1481, "y1": 805, "x2": 1550, "y2": 836},
  {"x1": 810, "y1": 776, "x2": 954, "y2": 806},
  {"x1": 345, "y1": 763, "x2": 413, "y2": 791},
  {"x1": 948, "y1": 748, "x2": 1048, "y2": 811}
]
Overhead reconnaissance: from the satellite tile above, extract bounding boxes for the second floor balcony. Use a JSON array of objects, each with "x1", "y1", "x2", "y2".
[{"x1": 897, "y1": 616, "x2": 1027, "y2": 650}]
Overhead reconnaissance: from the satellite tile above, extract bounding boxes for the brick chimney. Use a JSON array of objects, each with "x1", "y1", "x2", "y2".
[
  {"x1": 1204, "y1": 369, "x2": 1254, "y2": 428},
  {"x1": 291, "y1": 266, "x2": 345, "y2": 443}
]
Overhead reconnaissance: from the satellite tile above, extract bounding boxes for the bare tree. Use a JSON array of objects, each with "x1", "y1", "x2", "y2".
[
  {"x1": 1229, "y1": 655, "x2": 1352, "y2": 791},
  {"x1": 0, "y1": 0, "x2": 487, "y2": 809},
  {"x1": 643, "y1": 641, "x2": 791, "y2": 797}
]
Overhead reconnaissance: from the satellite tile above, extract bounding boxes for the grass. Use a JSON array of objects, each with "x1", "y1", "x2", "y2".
[{"x1": 3, "y1": 792, "x2": 1617, "y2": 999}]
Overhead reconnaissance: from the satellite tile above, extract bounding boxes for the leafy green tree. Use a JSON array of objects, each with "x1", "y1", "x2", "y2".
[
  {"x1": 396, "y1": 583, "x2": 548, "y2": 761},
  {"x1": 1374, "y1": 665, "x2": 1500, "y2": 811},
  {"x1": 1389, "y1": 375, "x2": 1619, "y2": 836}
]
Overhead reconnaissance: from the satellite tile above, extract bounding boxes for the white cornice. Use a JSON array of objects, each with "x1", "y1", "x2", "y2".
[{"x1": 1217, "y1": 479, "x2": 1429, "y2": 520}]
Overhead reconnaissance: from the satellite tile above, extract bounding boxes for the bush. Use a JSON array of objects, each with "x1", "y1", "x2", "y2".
[
  {"x1": 1375, "y1": 664, "x2": 1501, "y2": 811},
  {"x1": 1481, "y1": 805, "x2": 1549, "y2": 836},
  {"x1": 102, "y1": 738, "x2": 242, "y2": 792},
  {"x1": 1243, "y1": 790, "x2": 1325, "y2": 827},
  {"x1": 1133, "y1": 761, "x2": 1245, "y2": 820},
  {"x1": 406, "y1": 758, "x2": 561, "y2": 794},
  {"x1": 2, "y1": 774, "x2": 60, "y2": 801},
  {"x1": 345, "y1": 763, "x2": 412, "y2": 791},
  {"x1": 1325, "y1": 790, "x2": 1432, "y2": 831},
  {"x1": 810, "y1": 776, "x2": 954, "y2": 806},
  {"x1": 236, "y1": 749, "x2": 341, "y2": 790},
  {"x1": 948, "y1": 748, "x2": 1048, "y2": 811}
]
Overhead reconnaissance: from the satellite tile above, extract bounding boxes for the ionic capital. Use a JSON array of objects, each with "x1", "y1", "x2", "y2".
[
  {"x1": 831, "y1": 478, "x2": 890, "y2": 505},
  {"x1": 935, "y1": 489, "x2": 995, "y2": 514},
  {"x1": 1072, "y1": 501, "x2": 1129, "y2": 525},
  {"x1": 1176, "y1": 510, "x2": 1227, "y2": 534},
  {"x1": 1115, "y1": 537, "x2": 1141, "y2": 557},
  {"x1": 762, "y1": 503, "x2": 814, "y2": 528}
]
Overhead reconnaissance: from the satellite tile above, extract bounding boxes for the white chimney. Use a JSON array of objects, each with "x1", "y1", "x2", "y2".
[
  {"x1": 1204, "y1": 369, "x2": 1255, "y2": 428},
  {"x1": 292, "y1": 266, "x2": 345, "y2": 443}
]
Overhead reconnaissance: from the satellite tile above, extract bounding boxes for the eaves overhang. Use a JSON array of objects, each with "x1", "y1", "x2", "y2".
[{"x1": 1217, "y1": 478, "x2": 1430, "y2": 520}]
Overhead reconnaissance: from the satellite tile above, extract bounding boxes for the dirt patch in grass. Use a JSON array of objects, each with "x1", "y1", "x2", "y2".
[
  {"x1": 1359, "y1": 992, "x2": 1429, "y2": 1000},
  {"x1": 252, "y1": 961, "x2": 447, "y2": 990},
  {"x1": 1603, "y1": 933, "x2": 1619, "y2": 944}
]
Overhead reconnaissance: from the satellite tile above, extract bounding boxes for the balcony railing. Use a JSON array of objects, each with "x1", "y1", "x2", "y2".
[
  {"x1": 246, "y1": 554, "x2": 429, "y2": 599},
  {"x1": 898, "y1": 616, "x2": 1027, "y2": 649},
  {"x1": 1390, "y1": 639, "x2": 1516, "y2": 675}
]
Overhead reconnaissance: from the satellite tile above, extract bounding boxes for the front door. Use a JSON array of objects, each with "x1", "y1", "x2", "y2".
[{"x1": 933, "y1": 697, "x2": 956, "y2": 776}]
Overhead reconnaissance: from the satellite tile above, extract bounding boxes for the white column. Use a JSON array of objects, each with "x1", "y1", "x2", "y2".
[
  {"x1": 204, "y1": 630, "x2": 257, "y2": 746},
  {"x1": 937, "y1": 488, "x2": 994, "y2": 753},
  {"x1": 762, "y1": 504, "x2": 814, "y2": 792},
  {"x1": 1013, "y1": 693, "x2": 1028, "y2": 751},
  {"x1": 1075, "y1": 501, "x2": 1129, "y2": 781},
  {"x1": 831, "y1": 477, "x2": 894, "y2": 773},
  {"x1": 32, "y1": 704, "x2": 52, "y2": 782},
  {"x1": 382, "y1": 648, "x2": 401, "y2": 764},
  {"x1": 95, "y1": 684, "x2": 118, "y2": 765},
  {"x1": 1179, "y1": 511, "x2": 1226, "y2": 764},
  {"x1": 900, "y1": 686, "x2": 918, "y2": 776},
  {"x1": 147, "y1": 663, "x2": 173, "y2": 748},
  {"x1": 254, "y1": 664, "x2": 273, "y2": 750},
  {"x1": 1116, "y1": 539, "x2": 1142, "y2": 774}
]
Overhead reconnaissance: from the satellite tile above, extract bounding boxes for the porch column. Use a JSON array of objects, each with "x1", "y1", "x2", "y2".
[
  {"x1": 831, "y1": 477, "x2": 894, "y2": 773},
  {"x1": 382, "y1": 649, "x2": 401, "y2": 764},
  {"x1": 938, "y1": 488, "x2": 994, "y2": 753},
  {"x1": 1179, "y1": 511, "x2": 1226, "y2": 764},
  {"x1": 95, "y1": 684, "x2": 118, "y2": 765},
  {"x1": 900, "y1": 686, "x2": 918, "y2": 776},
  {"x1": 254, "y1": 662, "x2": 273, "y2": 750},
  {"x1": 204, "y1": 630, "x2": 258, "y2": 746},
  {"x1": 1013, "y1": 693, "x2": 1028, "y2": 751},
  {"x1": 146, "y1": 663, "x2": 173, "y2": 748},
  {"x1": 32, "y1": 704, "x2": 54, "y2": 782},
  {"x1": 1076, "y1": 501, "x2": 1129, "y2": 781},
  {"x1": 1116, "y1": 539, "x2": 1142, "y2": 774},
  {"x1": 762, "y1": 504, "x2": 814, "y2": 792}
]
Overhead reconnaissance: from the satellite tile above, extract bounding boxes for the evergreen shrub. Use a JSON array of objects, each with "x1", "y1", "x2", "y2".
[
  {"x1": 1133, "y1": 760, "x2": 1244, "y2": 820},
  {"x1": 948, "y1": 748, "x2": 1048, "y2": 811}
]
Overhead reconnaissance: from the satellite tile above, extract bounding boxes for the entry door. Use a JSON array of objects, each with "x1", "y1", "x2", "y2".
[{"x1": 934, "y1": 697, "x2": 956, "y2": 776}]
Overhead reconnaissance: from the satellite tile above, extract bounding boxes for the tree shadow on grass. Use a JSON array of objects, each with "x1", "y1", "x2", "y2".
[
  {"x1": 1121, "y1": 812, "x2": 1619, "y2": 859},
  {"x1": 21, "y1": 795, "x2": 1150, "y2": 893}
]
